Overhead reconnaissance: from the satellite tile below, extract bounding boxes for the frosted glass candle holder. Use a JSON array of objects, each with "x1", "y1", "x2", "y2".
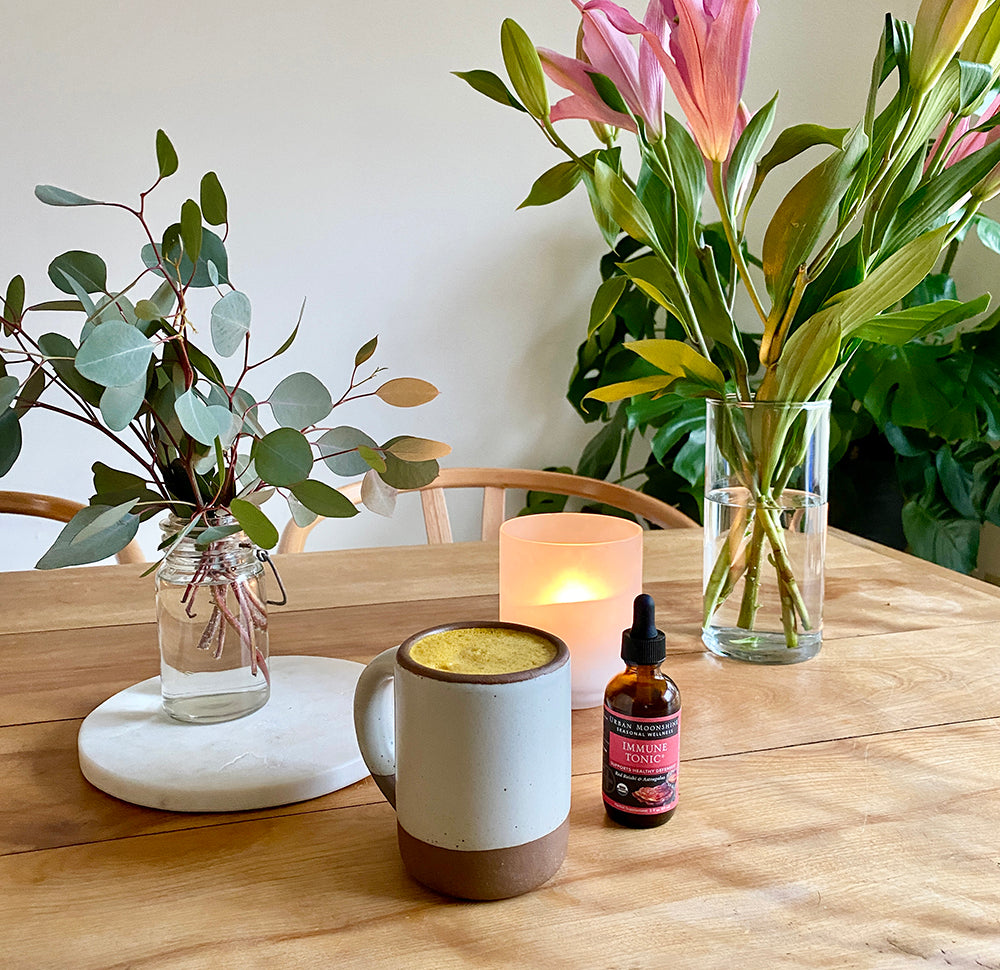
[{"x1": 499, "y1": 513, "x2": 643, "y2": 709}]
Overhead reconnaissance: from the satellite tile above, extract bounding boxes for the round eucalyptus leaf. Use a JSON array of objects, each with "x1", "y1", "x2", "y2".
[
  {"x1": 48, "y1": 251, "x2": 107, "y2": 295},
  {"x1": 75, "y1": 321, "x2": 154, "y2": 387},
  {"x1": 384, "y1": 436, "x2": 452, "y2": 461},
  {"x1": 0, "y1": 375, "x2": 21, "y2": 412},
  {"x1": 210, "y1": 290, "x2": 251, "y2": 357},
  {"x1": 379, "y1": 438, "x2": 440, "y2": 489},
  {"x1": 200, "y1": 171, "x2": 228, "y2": 226},
  {"x1": 290, "y1": 479, "x2": 359, "y2": 518},
  {"x1": 193, "y1": 523, "x2": 242, "y2": 548},
  {"x1": 287, "y1": 493, "x2": 318, "y2": 528},
  {"x1": 360, "y1": 469, "x2": 397, "y2": 518},
  {"x1": 35, "y1": 503, "x2": 140, "y2": 569},
  {"x1": 269, "y1": 372, "x2": 332, "y2": 429},
  {"x1": 318, "y1": 426, "x2": 377, "y2": 476},
  {"x1": 230, "y1": 498, "x2": 279, "y2": 549},
  {"x1": 141, "y1": 227, "x2": 229, "y2": 288},
  {"x1": 358, "y1": 444, "x2": 387, "y2": 473},
  {"x1": 134, "y1": 299, "x2": 162, "y2": 322},
  {"x1": 206, "y1": 260, "x2": 220, "y2": 287},
  {"x1": 100, "y1": 376, "x2": 147, "y2": 431},
  {"x1": 253, "y1": 428, "x2": 313, "y2": 487},
  {"x1": 38, "y1": 332, "x2": 102, "y2": 405},
  {"x1": 175, "y1": 389, "x2": 240, "y2": 447},
  {"x1": 156, "y1": 129, "x2": 178, "y2": 178},
  {"x1": 0, "y1": 407, "x2": 22, "y2": 476},
  {"x1": 180, "y1": 198, "x2": 203, "y2": 264}
]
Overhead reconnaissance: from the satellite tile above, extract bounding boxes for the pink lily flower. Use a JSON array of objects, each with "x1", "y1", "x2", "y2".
[
  {"x1": 928, "y1": 91, "x2": 1000, "y2": 169},
  {"x1": 574, "y1": 0, "x2": 759, "y2": 163},
  {"x1": 539, "y1": 0, "x2": 668, "y2": 140}
]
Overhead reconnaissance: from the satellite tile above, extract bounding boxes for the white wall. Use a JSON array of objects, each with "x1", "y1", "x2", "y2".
[{"x1": 9, "y1": 0, "x2": 987, "y2": 573}]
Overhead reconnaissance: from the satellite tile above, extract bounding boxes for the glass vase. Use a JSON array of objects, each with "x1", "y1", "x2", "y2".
[
  {"x1": 702, "y1": 398, "x2": 830, "y2": 664},
  {"x1": 155, "y1": 513, "x2": 270, "y2": 722}
]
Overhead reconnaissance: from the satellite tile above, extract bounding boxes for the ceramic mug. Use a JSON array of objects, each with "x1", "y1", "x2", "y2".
[{"x1": 353, "y1": 621, "x2": 572, "y2": 900}]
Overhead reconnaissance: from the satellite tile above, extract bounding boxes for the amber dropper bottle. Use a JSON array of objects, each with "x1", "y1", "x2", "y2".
[{"x1": 602, "y1": 593, "x2": 681, "y2": 829}]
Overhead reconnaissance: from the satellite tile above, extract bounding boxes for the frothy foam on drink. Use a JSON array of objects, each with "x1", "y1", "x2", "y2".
[{"x1": 410, "y1": 627, "x2": 556, "y2": 675}]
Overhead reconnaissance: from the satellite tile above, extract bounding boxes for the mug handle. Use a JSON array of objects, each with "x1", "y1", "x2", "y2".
[{"x1": 352, "y1": 646, "x2": 398, "y2": 807}]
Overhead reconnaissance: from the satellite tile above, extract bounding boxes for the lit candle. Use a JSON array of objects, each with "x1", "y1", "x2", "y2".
[{"x1": 499, "y1": 513, "x2": 642, "y2": 709}]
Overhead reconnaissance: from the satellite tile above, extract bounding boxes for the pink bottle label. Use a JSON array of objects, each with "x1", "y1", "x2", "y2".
[{"x1": 603, "y1": 705, "x2": 680, "y2": 815}]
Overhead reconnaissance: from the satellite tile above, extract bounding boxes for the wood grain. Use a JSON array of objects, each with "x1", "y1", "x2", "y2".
[
  {"x1": 3, "y1": 531, "x2": 999, "y2": 969},
  {"x1": 2, "y1": 723, "x2": 997, "y2": 970}
]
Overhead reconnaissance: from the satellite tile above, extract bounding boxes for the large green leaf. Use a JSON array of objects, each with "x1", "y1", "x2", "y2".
[
  {"x1": 318, "y1": 426, "x2": 378, "y2": 476},
  {"x1": 253, "y1": 427, "x2": 313, "y2": 486},
  {"x1": 290, "y1": 479, "x2": 359, "y2": 518},
  {"x1": 901, "y1": 501, "x2": 980, "y2": 573},
  {"x1": 75, "y1": 321, "x2": 154, "y2": 387},
  {"x1": 35, "y1": 503, "x2": 140, "y2": 569},
  {"x1": 268, "y1": 372, "x2": 332, "y2": 429},
  {"x1": 210, "y1": 290, "x2": 251, "y2": 357}
]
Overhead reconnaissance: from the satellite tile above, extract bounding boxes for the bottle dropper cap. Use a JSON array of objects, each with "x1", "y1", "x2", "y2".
[{"x1": 621, "y1": 593, "x2": 666, "y2": 665}]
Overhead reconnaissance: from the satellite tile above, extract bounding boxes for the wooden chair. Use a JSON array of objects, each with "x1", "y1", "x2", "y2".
[
  {"x1": 278, "y1": 466, "x2": 697, "y2": 553},
  {"x1": 0, "y1": 490, "x2": 145, "y2": 564}
]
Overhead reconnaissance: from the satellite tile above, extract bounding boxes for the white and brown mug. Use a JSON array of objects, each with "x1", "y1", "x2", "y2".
[{"x1": 352, "y1": 621, "x2": 572, "y2": 900}]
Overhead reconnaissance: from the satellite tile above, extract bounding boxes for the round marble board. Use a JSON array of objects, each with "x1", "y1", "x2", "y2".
[{"x1": 78, "y1": 655, "x2": 369, "y2": 813}]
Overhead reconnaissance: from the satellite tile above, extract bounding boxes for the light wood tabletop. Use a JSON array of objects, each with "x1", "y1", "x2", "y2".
[{"x1": 2, "y1": 529, "x2": 999, "y2": 969}]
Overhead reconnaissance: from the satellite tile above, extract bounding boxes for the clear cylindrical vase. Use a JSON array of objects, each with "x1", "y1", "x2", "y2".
[
  {"x1": 702, "y1": 399, "x2": 830, "y2": 664},
  {"x1": 155, "y1": 513, "x2": 270, "y2": 722}
]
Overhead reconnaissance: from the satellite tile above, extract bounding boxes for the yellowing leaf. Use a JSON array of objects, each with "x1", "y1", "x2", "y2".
[
  {"x1": 584, "y1": 375, "x2": 674, "y2": 404},
  {"x1": 375, "y1": 378, "x2": 439, "y2": 407},
  {"x1": 627, "y1": 339, "x2": 726, "y2": 389},
  {"x1": 385, "y1": 436, "x2": 452, "y2": 461}
]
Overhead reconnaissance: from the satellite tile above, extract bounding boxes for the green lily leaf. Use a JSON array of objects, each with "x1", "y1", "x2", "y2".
[
  {"x1": 658, "y1": 115, "x2": 707, "y2": 231},
  {"x1": 627, "y1": 339, "x2": 726, "y2": 393},
  {"x1": 588, "y1": 275, "x2": 629, "y2": 336},
  {"x1": 75, "y1": 321, "x2": 154, "y2": 388},
  {"x1": 253, "y1": 428, "x2": 313, "y2": 487},
  {"x1": 763, "y1": 126, "x2": 868, "y2": 304},
  {"x1": 155, "y1": 129, "x2": 178, "y2": 178},
  {"x1": 35, "y1": 502, "x2": 140, "y2": 569},
  {"x1": 851, "y1": 294, "x2": 990, "y2": 344},
  {"x1": 229, "y1": 497, "x2": 279, "y2": 549},
  {"x1": 47, "y1": 251, "x2": 107, "y2": 295},
  {"x1": 269, "y1": 372, "x2": 332, "y2": 429},
  {"x1": 0, "y1": 407, "x2": 21, "y2": 476},
  {"x1": 584, "y1": 374, "x2": 675, "y2": 404},
  {"x1": 774, "y1": 315, "x2": 842, "y2": 401},
  {"x1": 592, "y1": 159, "x2": 659, "y2": 251},
  {"x1": 318, "y1": 426, "x2": 378, "y2": 476},
  {"x1": 200, "y1": 171, "x2": 227, "y2": 225},
  {"x1": 726, "y1": 91, "x2": 778, "y2": 206},
  {"x1": 518, "y1": 161, "x2": 583, "y2": 209},
  {"x1": 175, "y1": 389, "x2": 239, "y2": 448},
  {"x1": 34, "y1": 185, "x2": 103, "y2": 207},
  {"x1": 210, "y1": 290, "x2": 251, "y2": 357},
  {"x1": 500, "y1": 19, "x2": 548, "y2": 120},
  {"x1": 452, "y1": 69, "x2": 527, "y2": 112},
  {"x1": 290, "y1": 479, "x2": 359, "y2": 518},
  {"x1": 100, "y1": 376, "x2": 147, "y2": 431}
]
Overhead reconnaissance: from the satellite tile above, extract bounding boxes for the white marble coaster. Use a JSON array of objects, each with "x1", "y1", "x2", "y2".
[{"x1": 78, "y1": 655, "x2": 368, "y2": 813}]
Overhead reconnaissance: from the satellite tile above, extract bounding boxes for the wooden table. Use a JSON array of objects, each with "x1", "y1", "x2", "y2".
[{"x1": 2, "y1": 530, "x2": 999, "y2": 969}]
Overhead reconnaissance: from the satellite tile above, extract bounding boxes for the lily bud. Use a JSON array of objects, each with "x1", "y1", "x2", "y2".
[
  {"x1": 910, "y1": 0, "x2": 997, "y2": 95},
  {"x1": 961, "y1": 2, "x2": 1000, "y2": 78}
]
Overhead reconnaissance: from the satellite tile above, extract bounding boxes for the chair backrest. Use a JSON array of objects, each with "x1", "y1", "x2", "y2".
[
  {"x1": 0, "y1": 491, "x2": 145, "y2": 565},
  {"x1": 278, "y1": 467, "x2": 697, "y2": 553}
]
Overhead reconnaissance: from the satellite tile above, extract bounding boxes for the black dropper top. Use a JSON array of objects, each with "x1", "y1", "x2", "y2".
[{"x1": 621, "y1": 593, "x2": 666, "y2": 665}]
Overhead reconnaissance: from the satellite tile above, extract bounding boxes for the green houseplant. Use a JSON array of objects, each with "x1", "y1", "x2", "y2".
[
  {"x1": 0, "y1": 131, "x2": 446, "y2": 719},
  {"x1": 460, "y1": 0, "x2": 1000, "y2": 660}
]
